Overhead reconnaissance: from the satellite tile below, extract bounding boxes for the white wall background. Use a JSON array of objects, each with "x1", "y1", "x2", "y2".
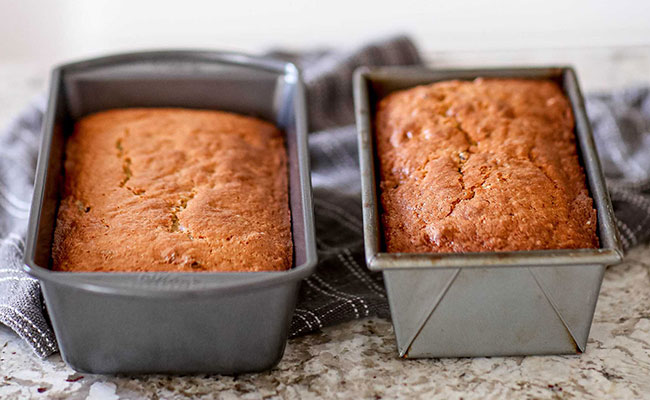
[{"x1": 1, "y1": 0, "x2": 649, "y2": 65}]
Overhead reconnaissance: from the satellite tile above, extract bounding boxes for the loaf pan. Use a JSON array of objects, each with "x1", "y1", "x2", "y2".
[
  {"x1": 354, "y1": 66, "x2": 623, "y2": 358},
  {"x1": 23, "y1": 51, "x2": 317, "y2": 374}
]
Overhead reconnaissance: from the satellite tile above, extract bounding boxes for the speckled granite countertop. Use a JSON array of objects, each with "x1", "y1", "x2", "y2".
[{"x1": 1, "y1": 47, "x2": 649, "y2": 399}]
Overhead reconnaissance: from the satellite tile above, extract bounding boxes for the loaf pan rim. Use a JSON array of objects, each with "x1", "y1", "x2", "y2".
[
  {"x1": 23, "y1": 50, "x2": 317, "y2": 296},
  {"x1": 354, "y1": 65, "x2": 623, "y2": 271}
]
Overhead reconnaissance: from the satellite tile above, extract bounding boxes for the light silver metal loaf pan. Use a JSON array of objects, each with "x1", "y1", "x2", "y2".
[
  {"x1": 24, "y1": 51, "x2": 317, "y2": 374},
  {"x1": 354, "y1": 66, "x2": 623, "y2": 358}
]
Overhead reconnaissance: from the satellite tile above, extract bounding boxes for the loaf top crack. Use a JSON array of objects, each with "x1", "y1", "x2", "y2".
[
  {"x1": 53, "y1": 108, "x2": 292, "y2": 272},
  {"x1": 375, "y1": 78, "x2": 599, "y2": 253}
]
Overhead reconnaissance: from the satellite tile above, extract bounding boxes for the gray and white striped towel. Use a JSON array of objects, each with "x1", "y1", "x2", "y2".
[
  {"x1": 2, "y1": 36, "x2": 650, "y2": 358},
  {"x1": 587, "y1": 89, "x2": 650, "y2": 249}
]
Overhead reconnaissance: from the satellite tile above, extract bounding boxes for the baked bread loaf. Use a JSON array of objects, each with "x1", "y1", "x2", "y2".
[
  {"x1": 375, "y1": 78, "x2": 599, "y2": 253},
  {"x1": 53, "y1": 108, "x2": 292, "y2": 272}
]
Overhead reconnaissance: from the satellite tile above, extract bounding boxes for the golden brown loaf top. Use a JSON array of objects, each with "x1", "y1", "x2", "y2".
[
  {"x1": 375, "y1": 78, "x2": 599, "y2": 253},
  {"x1": 52, "y1": 108, "x2": 292, "y2": 272}
]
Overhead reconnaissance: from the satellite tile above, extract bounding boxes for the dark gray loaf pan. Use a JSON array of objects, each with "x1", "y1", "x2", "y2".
[
  {"x1": 23, "y1": 51, "x2": 317, "y2": 374},
  {"x1": 354, "y1": 66, "x2": 623, "y2": 358}
]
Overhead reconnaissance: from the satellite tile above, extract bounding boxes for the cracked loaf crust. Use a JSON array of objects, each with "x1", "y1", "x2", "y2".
[
  {"x1": 52, "y1": 108, "x2": 292, "y2": 272},
  {"x1": 375, "y1": 78, "x2": 599, "y2": 253}
]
